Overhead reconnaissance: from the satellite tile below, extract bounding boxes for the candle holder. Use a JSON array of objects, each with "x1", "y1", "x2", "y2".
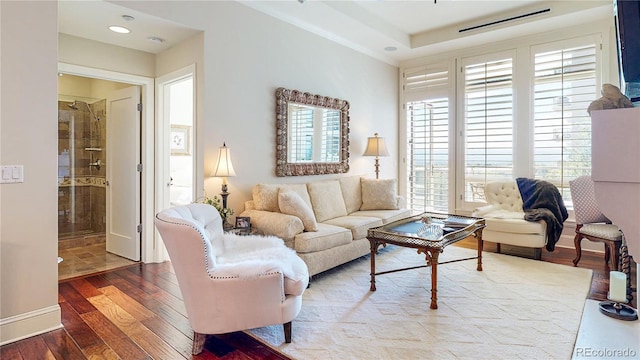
[{"x1": 599, "y1": 300, "x2": 638, "y2": 321}]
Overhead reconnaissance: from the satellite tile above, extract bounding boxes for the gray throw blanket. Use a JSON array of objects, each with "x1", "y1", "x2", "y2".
[{"x1": 516, "y1": 178, "x2": 568, "y2": 252}]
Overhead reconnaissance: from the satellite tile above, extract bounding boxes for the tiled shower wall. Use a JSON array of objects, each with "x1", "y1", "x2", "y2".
[{"x1": 58, "y1": 100, "x2": 107, "y2": 239}]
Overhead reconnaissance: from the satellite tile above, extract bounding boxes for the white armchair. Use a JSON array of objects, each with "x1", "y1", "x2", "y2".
[
  {"x1": 154, "y1": 203, "x2": 309, "y2": 354},
  {"x1": 472, "y1": 181, "x2": 547, "y2": 259}
]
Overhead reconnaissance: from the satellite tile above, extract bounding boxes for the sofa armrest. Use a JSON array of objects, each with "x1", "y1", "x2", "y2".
[{"x1": 239, "y1": 209, "x2": 304, "y2": 244}]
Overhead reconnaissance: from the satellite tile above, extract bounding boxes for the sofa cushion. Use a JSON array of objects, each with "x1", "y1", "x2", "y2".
[
  {"x1": 339, "y1": 175, "x2": 363, "y2": 214},
  {"x1": 323, "y1": 216, "x2": 383, "y2": 240},
  {"x1": 307, "y1": 180, "x2": 348, "y2": 222},
  {"x1": 282, "y1": 183, "x2": 313, "y2": 208},
  {"x1": 360, "y1": 179, "x2": 399, "y2": 210},
  {"x1": 278, "y1": 190, "x2": 318, "y2": 232},
  {"x1": 293, "y1": 223, "x2": 352, "y2": 253},
  {"x1": 350, "y1": 209, "x2": 412, "y2": 224},
  {"x1": 485, "y1": 217, "x2": 545, "y2": 234},
  {"x1": 253, "y1": 183, "x2": 312, "y2": 212}
]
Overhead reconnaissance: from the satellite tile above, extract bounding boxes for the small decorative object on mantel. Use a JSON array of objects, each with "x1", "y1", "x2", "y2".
[{"x1": 587, "y1": 83, "x2": 635, "y2": 115}]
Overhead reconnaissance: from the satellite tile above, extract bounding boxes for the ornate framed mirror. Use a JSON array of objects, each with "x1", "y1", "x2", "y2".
[{"x1": 275, "y1": 87, "x2": 350, "y2": 176}]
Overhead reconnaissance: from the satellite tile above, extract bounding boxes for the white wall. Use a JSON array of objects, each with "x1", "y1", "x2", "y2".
[
  {"x1": 0, "y1": 1, "x2": 61, "y2": 345},
  {"x1": 59, "y1": 33, "x2": 156, "y2": 78},
  {"x1": 120, "y1": 1, "x2": 399, "y2": 218}
]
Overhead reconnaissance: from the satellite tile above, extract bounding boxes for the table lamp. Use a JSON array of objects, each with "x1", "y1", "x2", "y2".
[
  {"x1": 211, "y1": 142, "x2": 236, "y2": 228},
  {"x1": 363, "y1": 133, "x2": 389, "y2": 179}
]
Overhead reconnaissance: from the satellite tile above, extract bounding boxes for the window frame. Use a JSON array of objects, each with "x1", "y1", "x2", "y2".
[
  {"x1": 456, "y1": 49, "x2": 517, "y2": 211},
  {"x1": 400, "y1": 24, "x2": 611, "y2": 216}
]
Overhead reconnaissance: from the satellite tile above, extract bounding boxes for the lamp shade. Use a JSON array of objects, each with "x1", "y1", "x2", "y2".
[
  {"x1": 211, "y1": 142, "x2": 236, "y2": 178},
  {"x1": 363, "y1": 133, "x2": 389, "y2": 157}
]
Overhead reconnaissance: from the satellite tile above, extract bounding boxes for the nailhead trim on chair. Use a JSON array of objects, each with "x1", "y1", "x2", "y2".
[
  {"x1": 157, "y1": 214, "x2": 287, "y2": 302},
  {"x1": 155, "y1": 215, "x2": 217, "y2": 279}
]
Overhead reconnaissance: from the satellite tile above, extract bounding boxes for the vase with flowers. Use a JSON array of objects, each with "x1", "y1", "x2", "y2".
[{"x1": 201, "y1": 193, "x2": 234, "y2": 230}]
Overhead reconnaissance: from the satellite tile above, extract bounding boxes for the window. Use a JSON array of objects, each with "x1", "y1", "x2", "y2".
[
  {"x1": 401, "y1": 31, "x2": 605, "y2": 214},
  {"x1": 403, "y1": 64, "x2": 451, "y2": 213},
  {"x1": 533, "y1": 42, "x2": 598, "y2": 206},
  {"x1": 462, "y1": 55, "x2": 514, "y2": 202},
  {"x1": 407, "y1": 99, "x2": 449, "y2": 212}
]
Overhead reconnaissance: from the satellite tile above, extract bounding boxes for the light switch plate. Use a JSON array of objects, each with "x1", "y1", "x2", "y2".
[{"x1": 1, "y1": 165, "x2": 23, "y2": 183}]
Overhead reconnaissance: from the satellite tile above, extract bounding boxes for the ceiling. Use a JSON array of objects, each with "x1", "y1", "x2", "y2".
[
  {"x1": 58, "y1": 0, "x2": 612, "y2": 65},
  {"x1": 58, "y1": 1, "x2": 202, "y2": 54}
]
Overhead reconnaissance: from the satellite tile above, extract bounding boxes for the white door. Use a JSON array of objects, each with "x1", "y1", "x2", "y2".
[
  {"x1": 106, "y1": 86, "x2": 141, "y2": 261},
  {"x1": 156, "y1": 65, "x2": 195, "y2": 212}
]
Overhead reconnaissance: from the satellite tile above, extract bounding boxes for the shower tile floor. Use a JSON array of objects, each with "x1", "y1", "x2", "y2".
[{"x1": 58, "y1": 243, "x2": 138, "y2": 280}]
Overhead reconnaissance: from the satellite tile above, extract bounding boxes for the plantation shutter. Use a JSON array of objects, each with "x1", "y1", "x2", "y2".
[
  {"x1": 321, "y1": 109, "x2": 340, "y2": 162},
  {"x1": 533, "y1": 42, "x2": 598, "y2": 206},
  {"x1": 404, "y1": 64, "x2": 450, "y2": 212},
  {"x1": 288, "y1": 104, "x2": 314, "y2": 162},
  {"x1": 463, "y1": 57, "x2": 514, "y2": 202}
]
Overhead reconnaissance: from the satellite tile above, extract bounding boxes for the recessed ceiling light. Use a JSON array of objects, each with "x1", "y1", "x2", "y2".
[
  {"x1": 109, "y1": 25, "x2": 130, "y2": 34},
  {"x1": 384, "y1": 46, "x2": 397, "y2": 52},
  {"x1": 122, "y1": 15, "x2": 135, "y2": 22},
  {"x1": 147, "y1": 36, "x2": 166, "y2": 44}
]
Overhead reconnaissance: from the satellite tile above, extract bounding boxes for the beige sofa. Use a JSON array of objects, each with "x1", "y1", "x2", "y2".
[{"x1": 239, "y1": 176, "x2": 411, "y2": 276}]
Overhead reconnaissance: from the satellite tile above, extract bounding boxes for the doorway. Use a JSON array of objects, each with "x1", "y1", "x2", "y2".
[
  {"x1": 57, "y1": 74, "x2": 140, "y2": 280},
  {"x1": 57, "y1": 62, "x2": 166, "y2": 281},
  {"x1": 157, "y1": 65, "x2": 196, "y2": 211}
]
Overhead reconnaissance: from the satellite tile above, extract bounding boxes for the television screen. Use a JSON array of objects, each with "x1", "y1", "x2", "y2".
[{"x1": 615, "y1": 0, "x2": 640, "y2": 102}]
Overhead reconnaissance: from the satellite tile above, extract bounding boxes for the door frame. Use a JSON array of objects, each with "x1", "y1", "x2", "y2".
[
  {"x1": 58, "y1": 62, "x2": 164, "y2": 264},
  {"x1": 155, "y1": 64, "x2": 197, "y2": 213}
]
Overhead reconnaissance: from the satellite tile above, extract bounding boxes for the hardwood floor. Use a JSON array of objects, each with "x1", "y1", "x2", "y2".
[{"x1": 0, "y1": 243, "x2": 635, "y2": 359}]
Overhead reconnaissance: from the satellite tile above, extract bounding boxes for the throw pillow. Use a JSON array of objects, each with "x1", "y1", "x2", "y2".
[
  {"x1": 339, "y1": 175, "x2": 363, "y2": 214},
  {"x1": 307, "y1": 180, "x2": 348, "y2": 222},
  {"x1": 252, "y1": 184, "x2": 280, "y2": 212},
  {"x1": 360, "y1": 178, "x2": 399, "y2": 210},
  {"x1": 279, "y1": 190, "x2": 318, "y2": 232}
]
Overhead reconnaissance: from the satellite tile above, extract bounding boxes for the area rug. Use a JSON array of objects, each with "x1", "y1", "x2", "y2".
[{"x1": 248, "y1": 245, "x2": 593, "y2": 360}]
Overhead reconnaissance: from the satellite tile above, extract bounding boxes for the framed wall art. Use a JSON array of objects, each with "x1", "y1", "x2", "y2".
[{"x1": 171, "y1": 125, "x2": 191, "y2": 156}]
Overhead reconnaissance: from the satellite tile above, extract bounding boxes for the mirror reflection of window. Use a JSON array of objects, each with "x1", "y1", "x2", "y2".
[
  {"x1": 289, "y1": 104, "x2": 314, "y2": 162},
  {"x1": 288, "y1": 105, "x2": 341, "y2": 163},
  {"x1": 321, "y1": 109, "x2": 340, "y2": 162}
]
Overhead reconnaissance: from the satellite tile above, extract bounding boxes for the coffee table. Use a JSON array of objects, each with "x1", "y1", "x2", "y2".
[{"x1": 367, "y1": 212, "x2": 485, "y2": 309}]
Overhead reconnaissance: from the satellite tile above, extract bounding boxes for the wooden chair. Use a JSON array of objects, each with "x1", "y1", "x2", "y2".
[{"x1": 569, "y1": 175, "x2": 623, "y2": 270}]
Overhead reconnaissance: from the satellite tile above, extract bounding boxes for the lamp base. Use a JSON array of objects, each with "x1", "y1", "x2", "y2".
[
  {"x1": 222, "y1": 219, "x2": 234, "y2": 232},
  {"x1": 598, "y1": 301, "x2": 638, "y2": 321}
]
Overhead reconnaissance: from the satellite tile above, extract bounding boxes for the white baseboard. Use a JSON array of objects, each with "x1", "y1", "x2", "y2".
[{"x1": 0, "y1": 305, "x2": 62, "y2": 346}]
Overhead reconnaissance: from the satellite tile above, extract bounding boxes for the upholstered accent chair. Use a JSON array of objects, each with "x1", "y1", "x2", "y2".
[
  {"x1": 569, "y1": 175, "x2": 623, "y2": 270},
  {"x1": 154, "y1": 203, "x2": 309, "y2": 355},
  {"x1": 472, "y1": 181, "x2": 547, "y2": 259}
]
